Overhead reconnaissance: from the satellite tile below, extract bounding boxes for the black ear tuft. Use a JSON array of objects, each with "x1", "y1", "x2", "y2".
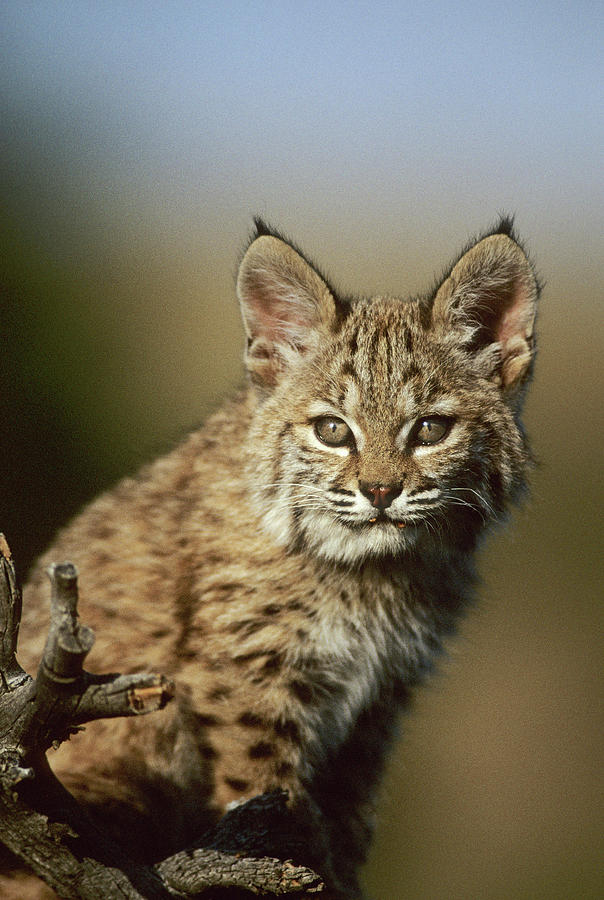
[
  {"x1": 490, "y1": 214, "x2": 516, "y2": 240},
  {"x1": 252, "y1": 216, "x2": 275, "y2": 239},
  {"x1": 483, "y1": 215, "x2": 544, "y2": 296},
  {"x1": 248, "y1": 217, "x2": 342, "y2": 304}
]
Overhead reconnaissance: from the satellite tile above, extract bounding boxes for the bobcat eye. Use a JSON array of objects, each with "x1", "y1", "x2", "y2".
[
  {"x1": 412, "y1": 416, "x2": 452, "y2": 446},
  {"x1": 314, "y1": 416, "x2": 354, "y2": 448}
]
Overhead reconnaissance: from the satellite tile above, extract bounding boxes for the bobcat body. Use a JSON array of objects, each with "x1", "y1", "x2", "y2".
[{"x1": 13, "y1": 219, "x2": 539, "y2": 898}]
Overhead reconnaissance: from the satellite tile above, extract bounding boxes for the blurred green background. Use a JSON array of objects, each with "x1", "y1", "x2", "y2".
[{"x1": 1, "y1": 3, "x2": 602, "y2": 898}]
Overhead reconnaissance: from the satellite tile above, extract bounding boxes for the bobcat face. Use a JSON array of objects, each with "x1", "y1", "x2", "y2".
[
  {"x1": 246, "y1": 297, "x2": 526, "y2": 565},
  {"x1": 238, "y1": 221, "x2": 538, "y2": 566}
]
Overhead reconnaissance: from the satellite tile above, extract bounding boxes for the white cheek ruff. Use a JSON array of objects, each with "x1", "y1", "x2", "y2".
[
  {"x1": 252, "y1": 481, "x2": 426, "y2": 566},
  {"x1": 258, "y1": 502, "x2": 294, "y2": 548},
  {"x1": 300, "y1": 510, "x2": 417, "y2": 565}
]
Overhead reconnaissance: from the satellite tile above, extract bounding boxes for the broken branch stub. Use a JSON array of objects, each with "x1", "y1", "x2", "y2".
[{"x1": 41, "y1": 562, "x2": 94, "y2": 683}]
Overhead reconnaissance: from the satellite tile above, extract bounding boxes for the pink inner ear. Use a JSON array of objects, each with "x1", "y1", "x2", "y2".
[
  {"x1": 496, "y1": 281, "x2": 531, "y2": 347},
  {"x1": 254, "y1": 297, "x2": 315, "y2": 346},
  {"x1": 244, "y1": 269, "x2": 320, "y2": 348}
]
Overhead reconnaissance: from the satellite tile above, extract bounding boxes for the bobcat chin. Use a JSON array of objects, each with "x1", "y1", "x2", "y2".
[{"x1": 13, "y1": 218, "x2": 539, "y2": 899}]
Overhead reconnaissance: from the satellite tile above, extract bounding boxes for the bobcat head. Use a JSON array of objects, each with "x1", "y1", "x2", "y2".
[{"x1": 238, "y1": 220, "x2": 539, "y2": 566}]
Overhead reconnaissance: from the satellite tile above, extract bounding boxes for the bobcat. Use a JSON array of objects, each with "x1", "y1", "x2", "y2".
[{"x1": 10, "y1": 218, "x2": 539, "y2": 898}]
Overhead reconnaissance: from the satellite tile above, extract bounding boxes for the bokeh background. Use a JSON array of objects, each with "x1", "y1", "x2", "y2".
[{"x1": 1, "y1": 2, "x2": 602, "y2": 898}]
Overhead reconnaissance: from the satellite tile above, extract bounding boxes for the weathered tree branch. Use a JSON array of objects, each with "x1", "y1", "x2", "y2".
[{"x1": 0, "y1": 535, "x2": 324, "y2": 898}]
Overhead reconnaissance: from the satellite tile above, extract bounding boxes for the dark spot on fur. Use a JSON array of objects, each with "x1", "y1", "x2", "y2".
[
  {"x1": 196, "y1": 712, "x2": 222, "y2": 727},
  {"x1": 262, "y1": 652, "x2": 284, "y2": 674},
  {"x1": 221, "y1": 581, "x2": 248, "y2": 593},
  {"x1": 289, "y1": 680, "x2": 314, "y2": 704},
  {"x1": 201, "y1": 744, "x2": 219, "y2": 760},
  {"x1": 243, "y1": 620, "x2": 270, "y2": 637},
  {"x1": 174, "y1": 471, "x2": 191, "y2": 492},
  {"x1": 248, "y1": 741, "x2": 275, "y2": 759},
  {"x1": 296, "y1": 629, "x2": 309, "y2": 640},
  {"x1": 340, "y1": 359, "x2": 356, "y2": 379},
  {"x1": 238, "y1": 711, "x2": 265, "y2": 728},
  {"x1": 224, "y1": 777, "x2": 249, "y2": 792},
  {"x1": 212, "y1": 582, "x2": 249, "y2": 604},
  {"x1": 204, "y1": 656, "x2": 225, "y2": 671},
  {"x1": 275, "y1": 761, "x2": 294, "y2": 778},
  {"x1": 286, "y1": 600, "x2": 307, "y2": 613},
  {"x1": 207, "y1": 684, "x2": 232, "y2": 701},
  {"x1": 274, "y1": 719, "x2": 301, "y2": 742},
  {"x1": 204, "y1": 551, "x2": 225, "y2": 565},
  {"x1": 234, "y1": 650, "x2": 273, "y2": 664},
  {"x1": 173, "y1": 572, "x2": 197, "y2": 662},
  {"x1": 402, "y1": 363, "x2": 420, "y2": 380},
  {"x1": 262, "y1": 604, "x2": 282, "y2": 616},
  {"x1": 366, "y1": 327, "x2": 380, "y2": 362},
  {"x1": 296, "y1": 450, "x2": 315, "y2": 462},
  {"x1": 151, "y1": 628, "x2": 170, "y2": 639},
  {"x1": 227, "y1": 618, "x2": 269, "y2": 637}
]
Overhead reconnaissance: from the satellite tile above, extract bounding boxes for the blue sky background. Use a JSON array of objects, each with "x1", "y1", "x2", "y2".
[
  {"x1": 2, "y1": 0, "x2": 602, "y2": 262},
  {"x1": 1, "y1": 4, "x2": 602, "y2": 899}
]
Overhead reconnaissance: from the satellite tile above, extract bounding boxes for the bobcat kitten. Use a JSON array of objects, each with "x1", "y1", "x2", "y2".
[{"x1": 15, "y1": 218, "x2": 539, "y2": 898}]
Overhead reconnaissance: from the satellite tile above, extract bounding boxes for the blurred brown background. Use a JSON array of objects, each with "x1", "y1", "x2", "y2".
[{"x1": 1, "y1": 3, "x2": 602, "y2": 898}]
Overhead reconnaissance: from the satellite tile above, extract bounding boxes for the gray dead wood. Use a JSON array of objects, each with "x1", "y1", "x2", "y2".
[{"x1": 0, "y1": 535, "x2": 323, "y2": 898}]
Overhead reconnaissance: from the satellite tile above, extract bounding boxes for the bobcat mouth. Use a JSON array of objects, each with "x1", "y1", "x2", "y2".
[{"x1": 367, "y1": 515, "x2": 406, "y2": 529}]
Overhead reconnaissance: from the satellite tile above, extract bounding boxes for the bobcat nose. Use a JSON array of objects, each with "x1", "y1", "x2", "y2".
[{"x1": 359, "y1": 482, "x2": 402, "y2": 510}]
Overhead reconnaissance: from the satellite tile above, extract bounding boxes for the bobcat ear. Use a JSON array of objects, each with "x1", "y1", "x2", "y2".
[
  {"x1": 237, "y1": 232, "x2": 338, "y2": 388},
  {"x1": 431, "y1": 232, "x2": 539, "y2": 393}
]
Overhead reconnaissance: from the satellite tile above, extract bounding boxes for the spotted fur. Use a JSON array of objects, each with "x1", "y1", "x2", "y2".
[{"x1": 12, "y1": 220, "x2": 539, "y2": 899}]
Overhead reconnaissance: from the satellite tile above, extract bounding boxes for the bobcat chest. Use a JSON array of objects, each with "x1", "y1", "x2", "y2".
[{"x1": 286, "y1": 581, "x2": 422, "y2": 761}]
